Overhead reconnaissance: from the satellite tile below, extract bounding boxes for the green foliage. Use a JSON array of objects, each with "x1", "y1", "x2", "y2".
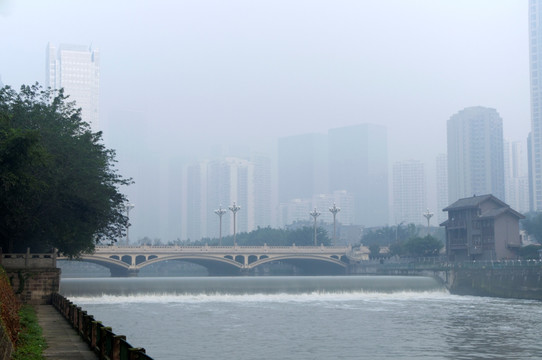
[
  {"x1": 187, "y1": 226, "x2": 331, "y2": 246},
  {"x1": 388, "y1": 241, "x2": 405, "y2": 257},
  {"x1": 12, "y1": 305, "x2": 46, "y2": 360},
  {"x1": 518, "y1": 245, "x2": 541, "y2": 260},
  {"x1": 361, "y1": 223, "x2": 419, "y2": 246},
  {"x1": 0, "y1": 84, "x2": 131, "y2": 256},
  {"x1": 402, "y1": 235, "x2": 443, "y2": 257},
  {"x1": 521, "y1": 212, "x2": 542, "y2": 243},
  {"x1": 368, "y1": 244, "x2": 381, "y2": 259}
]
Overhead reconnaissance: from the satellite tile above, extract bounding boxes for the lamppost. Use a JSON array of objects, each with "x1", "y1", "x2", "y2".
[
  {"x1": 214, "y1": 205, "x2": 227, "y2": 246},
  {"x1": 229, "y1": 202, "x2": 241, "y2": 246},
  {"x1": 329, "y1": 203, "x2": 341, "y2": 246},
  {"x1": 125, "y1": 202, "x2": 135, "y2": 245},
  {"x1": 309, "y1": 208, "x2": 321, "y2": 246},
  {"x1": 423, "y1": 209, "x2": 434, "y2": 235}
]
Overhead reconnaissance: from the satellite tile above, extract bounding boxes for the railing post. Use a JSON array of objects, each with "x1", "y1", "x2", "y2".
[
  {"x1": 91, "y1": 321, "x2": 101, "y2": 351},
  {"x1": 100, "y1": 327, "x2": 112, "y2": 359},
  {"x1": 112, "y1": 335, "x2": 126, "y2": 360},
  {"x1": 129, "y1": 348, "x2": 146, "y2": 360}
]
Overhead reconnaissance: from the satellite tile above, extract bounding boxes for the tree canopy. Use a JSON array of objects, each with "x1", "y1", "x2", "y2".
[
  {"x1": 402, "y1": 235, "x2": 443, "y2": 257},
  {"x1": 178, "y1": 226, "x2": 331, "y2": 247},
  {"x1": 0, "y1": 84, "x2": 131, "y2": 256},
  {"x1": 521, "y1": 212, "x2": 542, "y2": 243}
]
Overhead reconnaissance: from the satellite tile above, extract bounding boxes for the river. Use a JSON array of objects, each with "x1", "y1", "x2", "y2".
[{"x1": 60, "y1": 276, "x2": 542, "y2": 360}]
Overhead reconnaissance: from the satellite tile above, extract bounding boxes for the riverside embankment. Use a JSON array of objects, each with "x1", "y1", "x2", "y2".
[
  {"x1": 349, "y1": 259, "x2": 542, "y2": 300},
  {"x1": 1, "y1": 250, "x2": 154, "y2": 359}
]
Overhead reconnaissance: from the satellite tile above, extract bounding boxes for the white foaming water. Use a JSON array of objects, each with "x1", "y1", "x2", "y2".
[{"x1": 71, "y1": 288, "x2": 452, "y2": 305}]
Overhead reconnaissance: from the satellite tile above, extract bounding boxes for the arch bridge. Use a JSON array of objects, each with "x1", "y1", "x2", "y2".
[{"x1": 59, "y1": 244, "x2": 364, "y2": 277}]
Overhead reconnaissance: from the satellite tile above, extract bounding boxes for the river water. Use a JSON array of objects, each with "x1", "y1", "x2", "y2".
[{"x1": 60, "y1": 276, "x2": 542, "y2": 360}]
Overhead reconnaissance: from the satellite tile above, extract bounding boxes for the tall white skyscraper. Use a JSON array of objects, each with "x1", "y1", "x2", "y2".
[
  {"x1": 46, "y1": 43, "x2": 100, "y2": 131},
  {"x1": 393, "y1": 160, "x2": 426, "y2": 225},
  {"x1": 435, "y1": 153, "x2": 448, "y2": 223},
  {"x1": 447, "y1": 106, "x2": 505, "y2": 203},
  {"x1": 504, "y1": 140, "x2": 529, "y2": 213},
  {"x1": 529, "y1": 0, "x2": 542, "y2": 211}
]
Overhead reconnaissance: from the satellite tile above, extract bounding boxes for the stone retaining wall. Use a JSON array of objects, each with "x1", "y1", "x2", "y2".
[
  {"x1": 449, "y1": 266, "x2": 542, "y2": 300},
  {"x1": 6, "y1": 268, "x2": 60, "y2": 305}
]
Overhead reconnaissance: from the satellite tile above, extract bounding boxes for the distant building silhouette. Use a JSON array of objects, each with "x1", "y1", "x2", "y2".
[
  {"x1": 435, "y1": 153, "x2": 448, "y2": 224},
  {"x1": 278, "y1": 133, "x2": 328, "y2": 204},
  {"x1": 182, "y1": 155, "x2": 272, "y2": 241},
  {"x1": 529, "y1": 0, "x2": 542, "y2": 211},
  {"x1": 328, "y1": 124, "x2": 388, "y2": 227},
  {"x1": 447, "y1": 107, "x2": 505, "y2": 203},
  {"x1": 277, "y1": 124, "x2": 388, "y2": 227},
  {"x1": 393, "y1": 160, "x2": 426, "y2": 225},
  {"x1": 504, "y1": 140, "x2": 529, "y2": 214},
  {"x1": 46, "y1": 43, "x2": 100, "y2": 131}
]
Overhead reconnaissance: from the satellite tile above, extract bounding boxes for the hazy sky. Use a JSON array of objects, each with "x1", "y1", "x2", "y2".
[
  {"x1": 0, "y1": 0, "x2": 531, "y2": 239},
  {"x1": 0, "y1": 1, "x2": 530, "y2": 159}
]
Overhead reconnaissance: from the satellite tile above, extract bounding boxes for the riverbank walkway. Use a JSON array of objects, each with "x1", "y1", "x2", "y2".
[{"x1": 36, "y1": 305, "x2": 98, "y2": 359}]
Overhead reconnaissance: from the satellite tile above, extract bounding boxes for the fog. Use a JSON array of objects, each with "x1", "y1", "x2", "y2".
[{"x1": 0, "y1": 0, "x2": 530, "y2": 241}]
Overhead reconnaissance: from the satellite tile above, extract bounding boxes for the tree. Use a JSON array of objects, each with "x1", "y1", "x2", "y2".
[
  {"x1": 368, "y1": 244, "x2": 381, "y2": 259},
  {"x1": 518, "y1": 244, "x2": 541, "y2": 260},
  {"x1": 521, "y1": 212, "x2": 542, "y2": 243},
  {"x1": 403, "y1": 235, "x2": 443, "y2": 257},
  {"x1": 0, "y1": 84, "x2": 131, "y2": 256}
]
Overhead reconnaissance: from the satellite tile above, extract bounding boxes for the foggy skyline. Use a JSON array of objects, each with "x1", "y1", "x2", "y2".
[{"x1": 0, "y1": 0, "x2": 531, "y2": 241}]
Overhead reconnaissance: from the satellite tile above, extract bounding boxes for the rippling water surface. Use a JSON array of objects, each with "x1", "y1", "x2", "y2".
[{"x1": 61, "y1": 276, "x2": 542, "y2": 360}]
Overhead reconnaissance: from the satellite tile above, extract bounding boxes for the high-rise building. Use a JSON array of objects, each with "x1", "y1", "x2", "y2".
[
  {"x1": 46, "y1": 43, "x2": 100, "y2": 131},
  {"x1": 529, "y1": 0, "x2": 542, "y2": 211},
  {"x1": 435, "y1": 153, "x2": 449, "y2": 223},
  {"x1": 328, "y1": 124, "x2": 388, "y2": 226},
  {"x1": 504, "y1": 140, "x2": 529, "y2": 213},
  {"x1": 252, "y1": 154, "x2": 273, "y2": 229},
  {"x1": 278, "y1": 133, "x2": 328, "y2": 204},
  {"x1": 447, "y1": 107, "x2": 505, "y2": 203},
  {"x1": 182, "y1": 156, "x2": 270, "y2": 241},
  {"x1": 393, "y1": 160, "x2": 426, "y2": 225}
]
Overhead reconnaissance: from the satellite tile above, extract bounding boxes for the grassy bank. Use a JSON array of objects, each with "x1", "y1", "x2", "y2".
[
  {"x1": 0, "y1": 266, "x2": 46, "y2": 359},
  {"x1": 11, "y1": 305, "x2": 46, "y2": 360}
]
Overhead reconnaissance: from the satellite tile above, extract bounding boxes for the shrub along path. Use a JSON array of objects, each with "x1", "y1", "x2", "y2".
[{"x1": 35, "y1": 305, "x2": 97, "y2": 359}]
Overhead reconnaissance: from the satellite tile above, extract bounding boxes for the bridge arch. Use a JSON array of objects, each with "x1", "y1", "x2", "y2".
[{"x1": 249, "y1": 255, "x2": 347, "y2": 275}]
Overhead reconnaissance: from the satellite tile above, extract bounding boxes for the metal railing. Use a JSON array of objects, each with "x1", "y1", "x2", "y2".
[{"x1": 52, "y1": 293, "x2": 153, "y2": 360}]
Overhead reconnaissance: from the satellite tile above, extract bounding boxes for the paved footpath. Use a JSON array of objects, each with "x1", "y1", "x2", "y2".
[{"x1": 35, "y1": 305, "x2": 98, "y2": 360}]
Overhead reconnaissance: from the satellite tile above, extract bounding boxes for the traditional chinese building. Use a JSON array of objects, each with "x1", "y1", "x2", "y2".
[{"x1": 441, "y1": 194, "x2": 524, "y2": 261}]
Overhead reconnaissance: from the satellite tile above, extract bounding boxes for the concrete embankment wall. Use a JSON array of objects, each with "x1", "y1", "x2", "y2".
[{"x1": 449, "y1": 266, "x2": 542, "y2": 300}]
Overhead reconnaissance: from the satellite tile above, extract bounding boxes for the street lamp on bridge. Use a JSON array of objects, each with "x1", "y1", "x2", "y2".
[
  {"x1": 214, "y1": 205, "x2": 227, "y2": 246},
  {"x1": 309, "y1": 208, "x2": 321, "y2": 246},
  {"x1": 229, "y1": 202, "x2": 241, "y2": 246},
  {"x1": 329, "y1": 203, "x2": 341, "y2": 246},
  {"x1": 423, "y1": 209, "x2": 434, "y2": 235}
]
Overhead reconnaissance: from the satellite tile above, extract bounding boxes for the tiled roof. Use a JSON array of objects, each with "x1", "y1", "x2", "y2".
[{"x1": 443, "y1": 194, "x2": 505, "y2": 211}]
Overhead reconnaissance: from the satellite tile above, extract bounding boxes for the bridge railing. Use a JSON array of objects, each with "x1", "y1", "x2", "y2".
[
  {"x1": 52, "y1": 293, "x2": 153, "y2": 360},
  {"x1": 94, "y1": 244, "x2": 350, "y2": 251}
]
